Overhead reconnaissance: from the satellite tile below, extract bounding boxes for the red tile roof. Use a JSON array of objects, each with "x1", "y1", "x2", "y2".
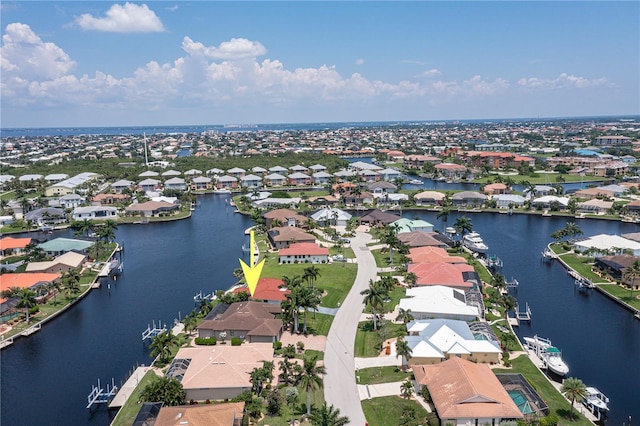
[
  {"x1": 0, "y1": 237, "x2": 32, "y2": 251},
  {"x1": 0, "y1": 272, "x2": 60, "y2": 303},
  {"x1": 278, "y1": 242, "x2": 329, "y2": 256}
]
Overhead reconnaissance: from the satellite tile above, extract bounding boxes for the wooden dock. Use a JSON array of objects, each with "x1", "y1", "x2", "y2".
[{"x1": 108, "y1": 366, "x2": 151, "y2": 409}]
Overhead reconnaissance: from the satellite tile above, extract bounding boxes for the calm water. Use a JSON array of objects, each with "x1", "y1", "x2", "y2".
[{"x1": 1, "y1": 201, "x2": 639, "y2": 425}]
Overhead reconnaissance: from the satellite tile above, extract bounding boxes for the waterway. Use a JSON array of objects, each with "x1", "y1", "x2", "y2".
[{"x1": 1, "y1": 198, "x2": 639, "y2": 425}]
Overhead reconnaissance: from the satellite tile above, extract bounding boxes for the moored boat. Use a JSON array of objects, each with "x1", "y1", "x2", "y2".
[
  {"x1": 409, "y1": 179, "x2": 423, "y2": 185},
  {"x1": 462, "y1": 232, "x2": 489, "y2": 253},
  {"x1": 524, "y1": 335, "x2": 569, "y2": 377},
  {"x1": 583, "y1": 386, "x2": 609, "y2": 414}
]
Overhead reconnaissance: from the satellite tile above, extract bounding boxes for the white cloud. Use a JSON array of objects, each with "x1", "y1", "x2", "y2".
[
  {"x1": 182, "y1": 37, "x2": 267, "y2": 60},
  {"x1": 74, "y1": 3, "x2": 165, "y2": 33},
  {"x1": 166, "y1": 5, "x2": 179, "y2": 12},
  {"x1": 419, "y1": 68, "x2": 442, "y2": 78},
  {"x1": 355, "y1": 58, "x2": 365, "y2": 65},
  {"x1": 518, "y1": 73, "x2": 610, "y2": 89},
  {"x1": 1, "y1": 23, "x2": 76, "y2": 80}
]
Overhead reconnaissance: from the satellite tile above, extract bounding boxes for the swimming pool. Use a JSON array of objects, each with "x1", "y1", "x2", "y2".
[{"x1": 508, "y1": 389, "x2": 534, "y2": 414}]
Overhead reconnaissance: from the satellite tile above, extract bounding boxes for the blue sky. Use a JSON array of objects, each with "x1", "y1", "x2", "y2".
[{"x1": 1, "y1": 1, "x2": 638, "y2": 128}]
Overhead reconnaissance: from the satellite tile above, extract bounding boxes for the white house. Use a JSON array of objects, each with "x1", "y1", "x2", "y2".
[
  {"x1": 399, "y1": 286, "x2": 479, "y2": 322},
  {"x1": 72, "y1": 206, "x2": 118, "y2": 220},
  {"x1": 310, "y1": 208, "x2": 352, "y2": 227}
]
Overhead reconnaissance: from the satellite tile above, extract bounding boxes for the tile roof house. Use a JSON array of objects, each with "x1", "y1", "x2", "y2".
[
  {"x1": 407, "y1": 246, "x2": 467, "y2": 264},
  {"x1": 408, "y1": 262, "x2": 476, "y2": 290},
  {"x1": 398, "y1": 231, "x2": 446, "y2": 248},
  {"x1": 263, "y1": 208, "x2": 308, "y2": 228},
  {"x1": 267, "y1": 226, "x2": 316, "y2": 249},
  {"x1": 197, "y1": 301, "x2": 283, "y2": 343},
  {"x1": 168, "y1": 343, "x2": 274, "y2": 400},
  {"x1": 125, "y1": 201, "x2": 180, "y2": 217},
  {"x1": 234, "y1": 277, "x2": 290, "y2": 304},
  {"x1": 358, "y1": 209, "x2": 401, "y2": 227},
  {"x1": 25, "y1": 251, "x2": 86, "y2": 274},
  {"x1": 1, "y1": 272, "x2": 61, "y2": 310},
  {"x1": 399, "y1": 285, "x2": 479, "y2": 322},
  {"x1": 0, "y1": 236, "x2": 32, "y2": 256},
  {"x1": 413, "y1": 357, "x2": 523, "y2": 424},
  {"x1": 154, "y1": 402, "x2": 245, "y2": 426},
  {"x1": 279, "y1": 242, "x2": 330, "y2": 264}
]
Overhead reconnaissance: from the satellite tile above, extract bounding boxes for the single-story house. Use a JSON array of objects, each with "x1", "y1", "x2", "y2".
[
  {"x1": 25, "y1": 251, "x2": 86, "y2": 274},
  {"x1": 577, "y1": 199, "x2": 613, "y2": 214},
  {"x1": 358, "y1": 209, "x2": 401, "y2": 227},
  {"x1": 38, "y1": 238, "x2": 94, "y2": 257},
  {"x1": 154, "y1": 402, "x2": 245, "y2": 426},
  {"x1": 197, "y1": 301, "x2": 283, "y2": 343},
  {"x1": 574, "y1": 234, "x2": 640, "y2": 257},
  {"x1": 451, "y1": 191, "x2": 487, "y2": 207},
  {"x1": 414, "y1": 191, "x2": 446, "y2": 206},
  {"x1": 399, "y1": 286, "x2": 479, "y2": 322},
  {"x1": 92, "y1": 193, "x2": 130, "y2": 205},
  {"x1": 234, "y1": 277, "x2": 290, "y2": 304},
  {"x1": 594, "y1": 254, "x2": 640, "y2": 288},
  {"x1": 408, "y1": 262, "x2": 476, "y2": 290},
  {"x1": 0, "y1": 236, "x2": 32, "y2": 257},
  {"x1": 125, "y1": 201, "x2": 180, "y2": 217},
  {"x1": 492, "y1": 194, "x2": 526, "y2": 209},
  {"x1": 167, "y1": 344, "x2": 274, "y2": 401},
  {"x1": 392, "y1": 218, "x2": 434, "y2": 234},
  {"x1": 398, "y1": 231, "x2": 447, "y2": 248},
  {"x1": 190, "y1": 176, "x2": 212, "y2": 191},
  {"x1": 412, "y1": 357, "x2": 523, "y2": 425},
  {"x1": 25, "y1": 208, "x2": 66, "y2": 228},
  {"x1": 368, "y1": 181, "x2": 398, "y2": 194},
  {"x1": 72, "y1": 206, "x2": 117, "y2": 221},
  {"x1": 310, "y1": 208, "x2": 352, "y2": 227},
  {"x1": 341, "y1": 191, "x2": 374, "y2": 206},
  {"x1": 1, "y1": 272, "x2": 61, "y2": 315},
  {"x1": 263, "y1": 208, "x2": 308, "y2": 228},
  {"x1": 407, "y1": 246, "x2": 468, "y2": 264},
  {"x1": 279, "y1": 242, "x2": 330, "y2": 264},
  {"x1": 253, "y1": 198, "x2": 301, "y2": 209},
  {"x1": 263, "y1": 173, "x2": 288, "y2": 187}
]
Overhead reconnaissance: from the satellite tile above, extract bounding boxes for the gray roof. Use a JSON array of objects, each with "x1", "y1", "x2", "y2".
[{"x1": 38, "y1": 238, "x2": 94, "y2": 252}]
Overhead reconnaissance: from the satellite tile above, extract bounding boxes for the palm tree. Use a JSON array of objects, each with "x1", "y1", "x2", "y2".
[
  {"x1": 360, "y1": 280, "x2": 386, "y2": 330},
  {"x1": 182, "y1": 312, "x2": 198, "y2": 335},
  {"x1": 303, "y1": 265, "x2": 321, "y2": 288},
  {"x1": 404, "y1": 272, "x2": 417, "y2": 288},
  {"x1": 560, "y1": 377, "x2": 587, "y2": 420},
  {"x1": 396, "y1": 337, "x2": 413, "y2": 370},
  {"x1": 72, "y1": 219, "x2": 95, "y2": 238},
  {"x1": 564, "y1": 222, "x2": 583, "y2": 241},
  {"x1": 395, "y1": 307, "x2": 414, "y2": 325},
  {"x1": 47, "y1": 280, "x2": 62, "y2": 306},
  {"x1": 296, "y1": 353, "x2": 326, "y2": 416},
  {"x1": 380, "y1": 223, "x2": 400, "y2": 264},
  {"x1": 17, "y1": 288, "x2": 37, "y2": 323},
  {"x1": 310, "y1": 403, "x2": 350, "y2": 426},
  {"x1": 501, "y1": 294, "x2": 518, "y2": 320},
  {"x1": 61, "y1": 269, "x2": 81, "y2": 299},
  {"x1": 623, "y1": 259, "x2": 640, "y2": 300},
  {"x1": 400, "y1": 379, "x2": 414, "y2": 399},
  {"x1": 436, "y1": 205, "x2": 451, "y2": 232},
  {"x1": 149, "y1": 331, "x2": 179, "y2": 364},
  {"x1": 97, "y1": 219, "x2": 118, "y2": 242},
  {"x1": 454, "y1": 216, "x2": 473, "y2": 240}
]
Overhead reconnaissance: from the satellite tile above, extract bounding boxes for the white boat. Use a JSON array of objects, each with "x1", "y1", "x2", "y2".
[
  {"x1": 462, "y1": 232, "x2": 489, "y2": 253},
  {"x1": 523, "y1": 335, "x2": 569, "y2": 377},
  {"x1": 583, "y1": 386, "x2": 609, "y2": 413},
  {"x1": 409, "y1": 179, "x2": 423, "y2": 185},
  {"x1": 444, "y1": 226, "x2": 456, "y2": 236}
]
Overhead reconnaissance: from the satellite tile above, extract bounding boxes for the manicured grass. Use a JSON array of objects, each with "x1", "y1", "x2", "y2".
[
  {"x1": 355, "y1": 321, "x2": 406, "y2": 357},
  {"x1": 363, "y1": 286, "x2": 406, "y2": 315},
  {"x1": 599, "y1": 283, "x2": 640, "y2": 310},
  {"x1": 362, "y1": 395, "x2": 430, "y2": 426},
  {"x1": 494, "y1": 355, "x2": 592, "y2": 426},
  {"x1": 297, "y1": 313, "x2": 334, "y2": 337},
  {"x1": 356, "y1": 366, "x2": 411, "y2": 385},
  {"x1": 370, "y1": 248, "x2": 398, "y2": 268},
  {"x1": 111, "y1": 370, "x2": 159, "y2": 426},
  {"x1": 560, "y1": 253, "x2": 602, "y2": 282},
  {"x1": 257, "y1": 384, "x2": 325, "y2": 426}
]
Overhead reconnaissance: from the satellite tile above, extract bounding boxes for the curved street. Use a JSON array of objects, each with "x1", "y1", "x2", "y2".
[{"x1": 324, "y1": 229, "x2": 378, "y2": 425}]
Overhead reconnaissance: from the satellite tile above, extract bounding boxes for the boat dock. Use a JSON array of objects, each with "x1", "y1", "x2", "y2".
[
  {"x1": 21, "y1": 323, "x2": 41, "y2": 336},
  {"x1": 509, "y1": 303, "x2": 532, "y2": 326},
  {"x1": 108, "y1": 366, "x2": 151, "y2": 409},
  {"x1": 141, "y1": 321, "x2": 167, "y2": 342}
]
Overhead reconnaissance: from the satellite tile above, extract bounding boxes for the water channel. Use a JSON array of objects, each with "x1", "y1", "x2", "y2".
[{"x1": 1, "y1": 194, "x2": 639, "y2": 425}]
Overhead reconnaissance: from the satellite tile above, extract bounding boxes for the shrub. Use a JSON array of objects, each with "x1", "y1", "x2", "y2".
[
  {"x1": 273, "y1": 341, "x2": 282, "y2": 350},
  {"x1": 231, "y1": 337, "x2": 242, "y2": 346},
  {"x1": 194, "y1": 337, "x2": 217, "y2": 345},
  {"x1": 28, "y1": 306, "x2": 39, "y2": 315}
]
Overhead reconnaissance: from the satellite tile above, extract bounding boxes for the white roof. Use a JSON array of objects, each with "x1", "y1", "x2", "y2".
[
  {"x1": 139, "y1": 170, "x2": 159, "y2": 177},
  {"x1": 406, "y1": 319, "x2": 500, "y2": 356},
  {"x1": 574, "y1": 234, "x2": 640, "y2": 252},
  {"x1": 227, "y1": 167, "x2": 246, "y2": 173},
  {"x1": 532, "y1": 195, "x2": 570, "y2": 206},
  {"x1": 348, "y1": 161, "x2": 383, "y2": 171},
  {"x1": 288, "y1": 172, "x2": 311, "y2": 179},
  {"x1": 400, "y1": 286, "x2": 478, "y2": 318},
  {"x1": 162, "y1": 170, "x2": 181, "y2": 176},
  {"x1": 264, "y1": 173, "x2": 287, "y2": 180},
  {"x1": 310, "y1": 208, "x2": 352, "y2": 221}
]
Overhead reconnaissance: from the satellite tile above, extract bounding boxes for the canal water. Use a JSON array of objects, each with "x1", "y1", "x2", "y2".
[{"x1": 1, "y1": 197, "x2": 639, "y2": 425}]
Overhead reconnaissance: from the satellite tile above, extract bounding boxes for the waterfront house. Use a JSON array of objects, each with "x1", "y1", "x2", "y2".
[
  {"x1": 240, "y1": 174, "x2": 263, "y2": 188},
  {"x1": 25, "y1": 208, "x2": 66, "y2": 228},
  {"x1": 197, "y1": 301, "x2": 283, "y2": 343},
  {"x1": 573, "y1": 187, "x2": 615, "y2": 200},
  {"x1": 392, "y1": 218, "x2": 434, "y2": 233},
  {"x1": 215, "y1": 175, "x2": 238, "y2": 190},
  {"x1": 531, "y1": 195, "x2": 569, "y2": 209},
  {"x1": 368, "y1": 181, "x2": 397, "y2": 194},
  {"x1": 400, "y1": 286, "x2": 479, "y2": 321},
  {"x1": 227, "y1": 167, "x2": 246, "y2": 178},
  {"x1": 253, "y1": 197, "x2": 301, "y2": 209},
  {"x1": 412, "y1": 357, "x2": 523, "y2": 425},
  {"x1": 25, "y1": 251, "x2": 86, "y2": 274},
  {"x1": 234, "y1": 277, "x2": 290, "y2": 304},
  {"x1": 407, "y1": 247, "x2": 467, "y2": 264},
  {"x1": 267, "y1": 226, "x2": 316, "y2": 249},
  {"x1": 404, "y1": 154, "x2": 441, "y2": 169},
  {"x1": 263, "y1": 208, "x2": 308, "y2": 229},
  {"x1": 414, "y1": 191, "x2": 446, "y2": 206},
  {"x1": 110, "y1": 179, "x2": 135, "y2": 194},
  {"x1": 574, "y1": 234, "x2": 640, "y2": 257},
  {"x1": 492, "y1": 194, "x2": 525, "y2": 209},
  {"x1": 263, "y1": 173, "x2": 287, "y2": 187},
  {"x1": 38, "y1": 238, "x2": 94, "y2": 257},
  {"x1": 154, "y1": 402, "x2": 245, "y2": 426},
  {"x1": 1, "y1": 272, "x2": 61, "y2": 316},
  {"x1": 483, "y1": 183, "x2": 509, "y2": 195},
  {"x1": 377, "y1": 168, "x2": 402, "y2": 181},
  {"x1": 190, "y1": 176, "x2": 212, "y2": 191},
  {"x1": 287, "y1": 172, "x2": 312, "y2": 186},
  {"x1": 451, "y1": 191, "x2": 487, "y2": 207},
  {"x1": 435, "y1": 163, "x2": 467, "y2": 180},
  {"x1": 164, "y1": 177, "x2": 187, "y2": 191},
  {"x1": 398, "y1": 231, "x2": 447, "y2": 248},
  {"x1": 72, "y1": 206, "x2": 117, "y2": 221},
  {"x1": 405, "y1": 319, "x2": 501, "y2": 365},
  {"x1": 125, "y1": 201, "x2": 179, "y2": 217},
  {"x1": 137, "y1": 178, "x2": 162, "y2": 192},
  {"x1": 168, "y1": 343, "x2": 275, "y2": 401},
  {"x1": 278, "y1": 242, "x2": 330, "y2": 264},
  {"x1": 408, "y1": 262, "x2": 477, "y2": 291},
  {"x1": 594, "y1": 254, "x2": 640, "y2": 289},
  {"x1": 576, "y1": 199, "x2": 613, "y2": 214},
  {"x1": 358, "y1": 209, "x2": 401, "y2": 227},
  {"x1": 0, "y1": 236, "x2": 32, "y2": 257}
]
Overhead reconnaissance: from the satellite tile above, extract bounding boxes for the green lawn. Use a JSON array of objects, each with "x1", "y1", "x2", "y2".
[
  {"x1": 111, "y1": 370, "x2": 159, "y2": 426},
  {"x1": 494, "y1": 356, "x2": 592, "y2": 426},
  {"x1": 599, "y1": 283, "x2": 640, "y2": 310},
  {"x1": 257, "y1": 384, "x2": 324, "y2": 426},
  {"x1": 296, "y1": 313, "x2": 334, "y2": 337},
  {"x1": 363, "y1": 286, "x2": 406, "y2": 315},
  {"x1": 362, "y1": 395, "x2": 432, "y2": 426},
  {"x1": 559, "y1": 253, "x2": 602, "y2": 282},
  {"x1": 356, "y1": 366, "x2": 411, "y2": 385},
  {"x1": 355, "y1": 322, "x2": 406, "y2": 357}
]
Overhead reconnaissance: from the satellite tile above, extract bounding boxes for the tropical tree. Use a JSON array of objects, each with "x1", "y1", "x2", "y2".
[
  {"x1": 380, "y1": 223, "x2": 400, "y2": 264},
  {"x1": 149, "y1": 331, "x2": 179, "y2": 364},
  {"x1": 404, "y1": 272, "x2": 417, "y2": 288},
  {"x1": 138, "y1": 376, "x2": 186, "y2": 406},
  {"x1": 360, "y1": 280, "x2": 387, "y2": 330},
  {"x1": 560, "y1": 377, "x2": 587, "y2": 420},
  {"x1": 303, "y1": 265, "x2": 321, "y2": 288},
  {"x1": 60, "y1": 268, "x2": 81, "y2": 299},
  {"x1": 436, "y1": 206, "x2": 451, "y2": 232},
  {"x1": 71, "y1": 219, "x2": 95, "y2": 238},
  {"x1": 501, "y1": 294, "x2": 518, "y2": 320},
  {"x1": 16, "y1": 288, "x2": 37, "y2": 323},
  {"x1": 395, "y1": 307, "x2": 414, "y2": 325},
  {"x1": 182, "y1": 311, "x2": 198, "y2": 335},
  {"x1": 96, "y1": 219, "x2": 118, "y2": 242},
  {"x1": 296, "y1": 353, "x2": 327, "y2": 416},
  {"x1": 396, "y1": 336, "x2": 413, "y2": 370},
  {"x1": 623, "y1": 259, "x2": 640, "y2": 300},
  {"x1": 310, "y1": 403, "x2": 350, "y2": 426},
  {"x1": 47, "y1": 280, "x2": 62, "y2": 306},
  {"x1": 400, "y1": 379, "x2": 414, "y2": 399},
  {"x1": 453, "y1": 216, "x2": 473, "y2": 240},
  {"x1": 564, "y1": 222, "x2": 583, "y2": 241}
]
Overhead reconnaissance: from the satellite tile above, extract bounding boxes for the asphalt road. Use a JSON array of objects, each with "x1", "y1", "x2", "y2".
[{"x1": 324, "y1": 230, "x2": 377, "y2": 425}]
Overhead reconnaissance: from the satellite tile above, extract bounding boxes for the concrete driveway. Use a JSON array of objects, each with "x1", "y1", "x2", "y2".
[{"x1": 323, "y1": 230, "x2": 376, "y2": 425}]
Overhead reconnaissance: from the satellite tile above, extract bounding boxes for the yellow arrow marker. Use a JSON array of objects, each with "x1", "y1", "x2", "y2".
[{"x1": 239, "y1": 230, "x2": 264, "y2": 296}]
